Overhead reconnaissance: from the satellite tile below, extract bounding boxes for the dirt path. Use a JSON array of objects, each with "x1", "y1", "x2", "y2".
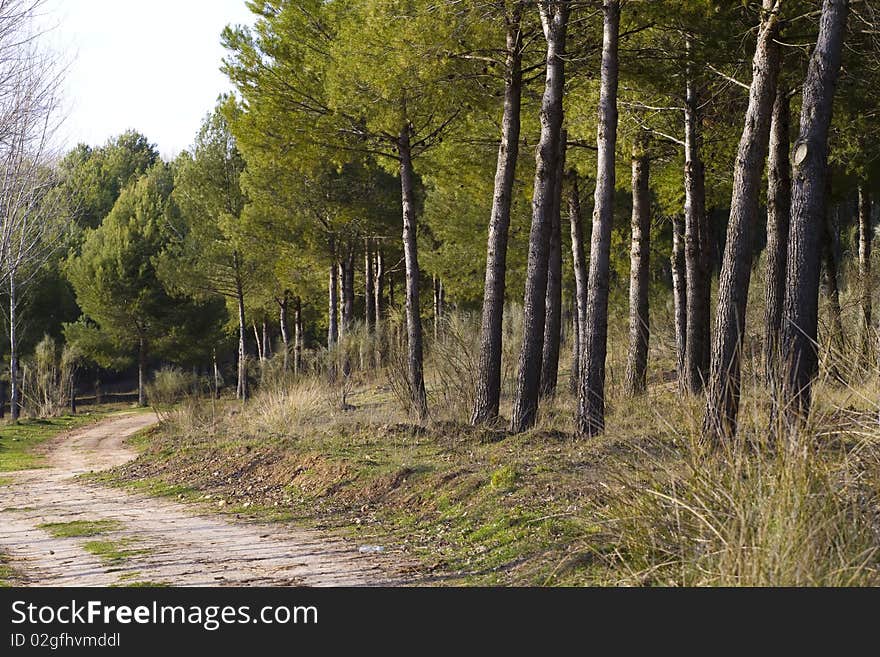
[{"x1": 0, "y1": 413, "x2": 397, "y2": 586}]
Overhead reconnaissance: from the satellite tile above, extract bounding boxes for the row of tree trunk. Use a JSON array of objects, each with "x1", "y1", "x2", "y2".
[{"x1": 465, "y1": 0, "x2": 855, "y2": 444}]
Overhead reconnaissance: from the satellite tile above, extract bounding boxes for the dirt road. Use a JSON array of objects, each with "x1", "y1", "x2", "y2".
[{"x1": 0, "y1": 413, "x2": 395, "y2": 586}]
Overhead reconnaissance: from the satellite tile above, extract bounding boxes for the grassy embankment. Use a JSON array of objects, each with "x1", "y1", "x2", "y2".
[{"x1": 92, "y1": 311, "x2": 880, "y2": 586}]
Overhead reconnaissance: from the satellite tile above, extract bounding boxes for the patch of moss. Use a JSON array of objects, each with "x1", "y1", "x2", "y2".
[
  {"x1": 83, "y1": 539, "x2": 149, "y2": 565},
  {"x1": 38, "y1": 519, "x2": 123, "y2": 538},
  {"x1": 489, "y1": 465, "x2": 518, "y2": 492}
]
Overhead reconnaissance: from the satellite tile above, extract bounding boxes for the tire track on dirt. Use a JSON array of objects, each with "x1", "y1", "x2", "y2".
[{"x1": 0, "y1": 413, "x2": 396, "y2": 586}]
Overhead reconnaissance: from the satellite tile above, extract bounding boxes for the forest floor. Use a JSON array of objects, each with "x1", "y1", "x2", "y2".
[
  {"x1": 85, "y1": 371, "x2": 880, "y2": 586},
  {"x1": 3, "y1": 367, "x2": 878, "y2": 587},
  {"x1": 0, "y1": 412, "x2": 402, "y2": 586}
]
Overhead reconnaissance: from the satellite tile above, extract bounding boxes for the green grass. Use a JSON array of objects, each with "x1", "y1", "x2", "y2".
[
  {"x1": 94, "y1": 361, "x2": 880, "y2": 586},
  {"x1": 83, "y1": 539, "x2": 149, "y2": 565},
  {"x1": 0, "y1": 477, "x2": 13, "y2": 486},
  {"x1": 0, "y1": 553, "x2": 14, "y2": 586},
  {"x1": 38, "y1": 519, "x2": 123, "y2": 538},
  {"x1": 112, "y1": 580, "x2": 169, "y2": 588}
]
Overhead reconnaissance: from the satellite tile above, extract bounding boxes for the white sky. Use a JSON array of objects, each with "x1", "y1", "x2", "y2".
[{"x1": 44, "y1": 0, "x2": 254, "y2": 159}]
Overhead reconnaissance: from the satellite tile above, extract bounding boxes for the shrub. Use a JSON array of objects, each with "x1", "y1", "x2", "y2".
[{"x1": 146, "y1": 367, "x2": 195, "y2": 422}]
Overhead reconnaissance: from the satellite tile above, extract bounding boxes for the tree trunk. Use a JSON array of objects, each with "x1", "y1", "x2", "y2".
[
  {"x1": 568, "y1": 169, "x2": 587, "y2": 396},
  {"x1": 510, "y1": 1, "x2": 568, "y2": 433},
  {"x1": 138, "y1": 335, "x2": 147, "y2": 407},
  {"x1": 213, "y1": 349, "x2": 220, "y2": 399},
  {"x1": 625, "y1": 133, "x2": 650, "y2": 396},
  {"x1": 433, "y1": 275, "x2": 442, "y2": 342},
  {"x1": 374, "y1": 247, "x2": 384, "y2": 367},
  {"x1": 764, "y1": 85, "x2": 791, "y2": 383},
  {"x1": 328, "y1": 245, "x2": 339, "y2": 349},
  {"x1": 262, "y1": 321, "x2": 270, "y2": 359},
  {"x1": 540, "y1": 134, "x2": 566, "y2": 398},
  {"x1": 671, "y1": 215, "x2": 688, "y2": 389},
  {"x1": 858, "y1": 185, "x2": 872, "y2": 362},
  {"x1": 822, "y1": 198, "x2": 845, "y2": 360},
  {"x1": 471, "y1": 4, "x2": 523, "y2": 426},
  {"x1": 235, "y1": 256, "x2": 248, "y2": 402},
  {"x1": 339, "y1": 243, "x2": 355, "y2": 378},
  {"x1": 253, "y1": 322, "x2": 263, "y2": 362},
  {"x1": 684, "y1": 49, "x2": 711, "y2": 394},
  {"x1": 780, "y1": 0, "x2": 848, "y2": 421},
  {"x1": 576, "y1": 0, "x2": 619, "y2": 438},
  {"x1": 294, "y1": 296, "x2": 303, "y2": 376},
  {"x1": 279, "y1": 291, "x2": 291, "y2": 373},
  {"x1": 9, "y1": 276, "x2": 19, "y2": 421},
  {"x1": 374, "y1": 247, "x2": 383, "y2": 325},
  {"x1": 398, "y1": 126, "x2": 429, "y2": 420},
  {"x1": 703, "y1": 0, "x2": 782, "y2": 441},
  {"x1": 365, "y1": 238, "x2": 375, "y2": 333},
  {"x1": 340, "y1": 244, "x2": 355, "y2": 336}
]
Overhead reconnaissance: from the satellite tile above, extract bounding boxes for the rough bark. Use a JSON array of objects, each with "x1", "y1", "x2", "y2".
[
  {"x1": 780, "y1": 0, "x2": 848, "y2": 421},
  {"x1": 399, "y1": 126, "x2": 429, "y2": 420},
  {"x1": 509, "y1": 1, "x2": 568, "y2": 433},
  {"x1": 684, "y1": 49, "x2": 711, "y2": 394},
  {"x1": 576, "y1": 0, "x2": 619, "y2": 438},
  {"x1": 540, "y1": 134, "x2": 566, "y2": 398},
  {"x1": 471, "y1": 4, "x2": 524, "y2": 426},
  {"x1": 568, "y1": 169, "x2": 587, "y2": 396},
  {"x1": 858, "y1": 185, "x2": 872, "y2": 360},
  {"x1": 764, "y1": 86, "x2": 791, "y2": 383},
  {"x1": 703, "y1": 0, "x2": 781, "y2": 441},
  {"x1": 625, "y1": 133, "x2": 650, "y2": 396},
  {"x1": 279, "y1": 291, "x2": 291, "y2": 373}
]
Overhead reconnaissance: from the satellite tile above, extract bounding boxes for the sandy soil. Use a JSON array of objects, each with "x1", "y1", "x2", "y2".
[{"x1": 0, "y1": 413, "x2": 398, "y2": 586}]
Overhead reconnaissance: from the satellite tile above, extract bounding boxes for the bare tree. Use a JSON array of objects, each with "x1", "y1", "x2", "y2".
[{"x1": 0, "y1": 4, "x2": 66, "y2": 421}]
